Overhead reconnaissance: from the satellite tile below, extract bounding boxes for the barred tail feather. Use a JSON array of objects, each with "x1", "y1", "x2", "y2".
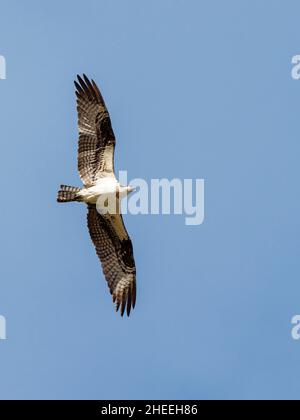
[{"x1": 57, "y1": 185, "x2": 82, "y2": 203}]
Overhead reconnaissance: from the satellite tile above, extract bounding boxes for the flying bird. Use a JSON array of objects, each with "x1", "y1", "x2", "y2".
[{"x1": 57, "y1": 75, "x2": 136, "y2": 317}]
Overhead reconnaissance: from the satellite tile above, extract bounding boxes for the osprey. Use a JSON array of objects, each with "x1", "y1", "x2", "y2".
[{"x1": 57, "y1": 75, "x2": 136, "y2": 317}]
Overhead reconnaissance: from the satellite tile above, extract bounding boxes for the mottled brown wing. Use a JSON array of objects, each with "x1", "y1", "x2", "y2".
[
  {"x1": 87, "y1": 204, "x2": 136, "y2": 317},
  {"x1": 75, "y1": 74, "x2": 116, "y2": 187}
]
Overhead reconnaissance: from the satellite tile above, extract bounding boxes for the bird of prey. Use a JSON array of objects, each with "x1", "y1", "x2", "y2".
[{"x1": 57, "y1": 75, "x2": 136, "y2": 317}]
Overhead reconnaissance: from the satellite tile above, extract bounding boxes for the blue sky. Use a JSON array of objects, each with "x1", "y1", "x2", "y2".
[{"x1": 0, "y1": 0, "x2": 300, "y2": 400}]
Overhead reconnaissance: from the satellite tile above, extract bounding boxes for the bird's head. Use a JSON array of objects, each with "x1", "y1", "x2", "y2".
[
  {"x1": 119, "y1": 185, "x2": 136, "y2": 197},
  {"x1": 126, "y1": 186, "x2": 136, "y2": 194}
]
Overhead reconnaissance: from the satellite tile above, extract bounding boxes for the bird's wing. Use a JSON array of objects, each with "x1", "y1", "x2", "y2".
[
  {"x1": 75, "y1": 74, "x2": 116, "y2": 187},
  {"x1": 87, "y1": 204, "x2": 136, "y2": 317}
]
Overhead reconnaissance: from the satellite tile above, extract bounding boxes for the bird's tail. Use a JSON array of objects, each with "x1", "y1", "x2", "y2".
[{"x1": 57, "y1": 185, "x2": 82, "y2": 203}]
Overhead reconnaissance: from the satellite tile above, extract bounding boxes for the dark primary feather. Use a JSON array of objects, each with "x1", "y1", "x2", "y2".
[
  {"x1": 75, "y1": 74, "x2": 116, "y2": 187},
  {"x1": 87, "y1": 204, "x2": 136, "y2": 317}
]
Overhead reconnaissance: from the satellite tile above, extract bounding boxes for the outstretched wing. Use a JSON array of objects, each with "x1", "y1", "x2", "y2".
[
  {"x1": 87, "y1": 204, "x2": 136, "y2": 317},
  {"x1": 75, "y1": 74, "x2": 116, "y2": 187}
]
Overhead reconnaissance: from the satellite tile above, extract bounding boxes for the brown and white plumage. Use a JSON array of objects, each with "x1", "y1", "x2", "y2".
[
  {"x1": 75, "y1": 74, "x2": 116, "y2": 186},
  {"x1": 87, "y1": 205, "x2": 136, "y2": 317},
  {"x1": 57, "y1": 75, "x2": 136, "y2": 317}
]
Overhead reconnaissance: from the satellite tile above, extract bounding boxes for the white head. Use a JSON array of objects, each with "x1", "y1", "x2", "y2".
[{"x1": 119, "y1": 185, "x2": 135, "y2": 198}]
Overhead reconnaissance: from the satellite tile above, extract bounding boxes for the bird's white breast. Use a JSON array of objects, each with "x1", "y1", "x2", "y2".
[{"x1": 79, "y1": 178, "x2": 119, "y2": 204}]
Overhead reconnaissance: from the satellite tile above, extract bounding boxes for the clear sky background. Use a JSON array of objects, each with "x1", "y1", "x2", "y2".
[{"x1": 0, "y1": 0, "x2": 300, "y2": 400}]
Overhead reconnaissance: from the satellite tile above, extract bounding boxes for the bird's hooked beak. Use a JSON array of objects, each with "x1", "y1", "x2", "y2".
[{"x1": 127, "y1": 186, "x2": 137, "y2": 194}]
